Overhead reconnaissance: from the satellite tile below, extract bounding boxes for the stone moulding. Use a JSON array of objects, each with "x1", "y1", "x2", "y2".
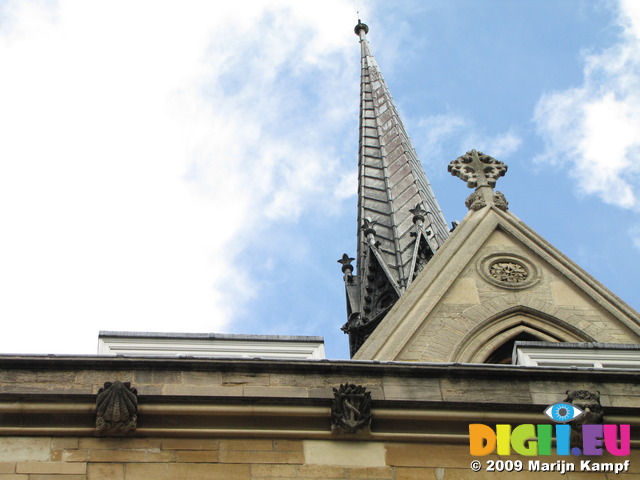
[
  {"x1": 331, "y1": 383, "x2": 372, "y2": 435},
  {"x1": 96, "y1": 381, "x2": 138, "y2": 435},
  {"x1": 0, "y1": 360, "x2": 639, "y2": 443}
]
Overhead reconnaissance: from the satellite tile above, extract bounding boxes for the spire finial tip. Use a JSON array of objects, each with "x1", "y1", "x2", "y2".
[{"x1": 354, "y1": 19, "x2": 369, "y2": 36}]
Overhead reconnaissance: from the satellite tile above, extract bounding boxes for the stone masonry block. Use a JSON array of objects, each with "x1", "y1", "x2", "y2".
[
  {"x1": 75, "y1": 371, "x2": 134, "y2": 391},
  {"x1": 304, "y1": 441, "x2": 386, "y2": 467},
  {"x1": 161, "y1": 439, "x2": 218, "y2": 451},
  {"x1": 16, "y1": 462, "x2": 86, "y2": 475},
  {"x1": 180, "y1": 371, "x2": 223, "y2": 385},
  {"x1": 61, "y1": 450, "x2": 88, "y2": 462},
  {"x1": 50, "y1": 438, "x2": 78, "y2": 451},
  {"x1": 219, "y1": 439, "x2": 274, "y2": 451},
  {"x1": 88, "y1": 450, "x2": 175, "y2": 463},
  {"x1": 296, "y1": 464, "x2": 345, "y2": 477},
  {"x1": 346, "y1": 466, "x2": 393, "y2": 479},
  {"x1": 440, "y1": 378, "x2": 532, "y2": 403},
  {"x1": 150, "y1": 370, "x2": 182, "y2": 384},
  {"x1": 124, "y1": 463, "x2": 167, "y2": 480},
  {"x1": 25, "y1": 476, "x2": 86, "y2": 480},
  {"x1": 394, "y1": 468, "x2": 437, "y2": 480},
  {"x1": 386, "y1": 444, "x2": 496, "y2": 469},
  {"x1": 79, "y1": 438, "x2": 162, "y2": 450},
  {"x1": 221, "y1": 372, "x2": 270, "y2": 386},
  {"x1": 0, "y1": 370, "x2": 76, "y2": 385},
  {"x1": 132, "y1": 369, "x2": 153, "y2": 384},
  {"x1": 270, "y1": 374, "x2": 382, "y2": 388},
  {"x1": 166, "y1": 463, "x2": 250, "y2": 480},
  {"x1": 382, "y1": 383, "x2": 442, "y2": 402},
  {"x1": 273, "y1": 440, "x2": 303, "y2": 452},
  {"x1": 250, "y1": 464, "x2": 297, "y2": 477},
  {"x1": 0, "y1": 439, "x2": 51, "y2": 462},
  {"x1": 243, "y1": 386, "x2": 309, "y2": 398},
  {"x1": 440, "y1": 468, "x2": 542, "y2": 479},
  {"x1": 87, "y1": 463, "x2": 125, "y2": 480},
  {"x1": 162, "y1": 384, "x2": 243, "y2": 396},
  {"x1": 174, "y1": 450, "x2": 219, "y2": 463},
  {"x1": 219, "y1": 450, "x2": 304, "y2": 465}
]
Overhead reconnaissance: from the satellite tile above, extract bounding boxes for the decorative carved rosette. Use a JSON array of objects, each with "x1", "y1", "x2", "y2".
[
  {"x1": 489, "y1": 262, "x2": 528, "y2": 284},
  {"x1": 96, "y1": 381, "x2": 138, "y2": 435},
  {"x1": 478, "y1": 253, "x2": 539, "y2": 290},
  {"x1": 331, "y1": 383, "x2": 372, "y2": 434}
]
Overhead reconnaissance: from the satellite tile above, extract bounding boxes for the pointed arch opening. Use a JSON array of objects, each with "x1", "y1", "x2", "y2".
[
  {"x1": 451, "y1": 306, "x2": 595, "y2": 364},
  {"x1": 484, "y1": 332, "x2": 542, "y2": 364}
]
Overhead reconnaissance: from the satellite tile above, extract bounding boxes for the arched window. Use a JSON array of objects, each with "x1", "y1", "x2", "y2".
[
  {"x1": 451, "y1": 307, "x2": 594, "y2": 363},
  {"x1": 484, "y1": 332, "x2": 541, "y2": 364}
]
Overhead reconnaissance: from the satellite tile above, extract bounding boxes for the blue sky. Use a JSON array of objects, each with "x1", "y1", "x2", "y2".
[{"x1": 0, "y1": 0, "x2": 638, "y2": 359}]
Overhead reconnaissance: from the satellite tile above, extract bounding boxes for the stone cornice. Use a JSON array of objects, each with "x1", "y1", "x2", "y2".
[{"x1": 1, "y1": 354, "x2": 639, "y2": 382}]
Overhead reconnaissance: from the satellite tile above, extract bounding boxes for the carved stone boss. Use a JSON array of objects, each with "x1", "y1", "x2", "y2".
[
  {"x1": 449, "y1": 149, "x2": 509, "y2": 211},
  {"x1": 95, "y1": 381, "x2": 138, "y2": 435},
  {"x1": 564, "y1": 389, "x2": 603, "y2": 446},
  {"x1": 331, "y1": 383, "x2": 372, "y2": 434}
]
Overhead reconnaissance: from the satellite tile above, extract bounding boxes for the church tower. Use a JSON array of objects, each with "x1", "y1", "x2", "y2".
[
  {"x1": 339, "y1": 22, "x2": 450, "y2": 357},
  {"x1": 342, "y1": 22, "x2": 640, "y2": 363}
]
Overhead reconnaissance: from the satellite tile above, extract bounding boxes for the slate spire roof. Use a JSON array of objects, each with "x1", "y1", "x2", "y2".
[{"x1": 340, "y1": 21, "x2": 449, "y2": 356}]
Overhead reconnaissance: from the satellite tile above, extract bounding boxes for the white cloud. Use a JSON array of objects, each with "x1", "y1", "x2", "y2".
[
  {"x1": 534, "y1": 0, "x2": 640, "y2": 210},
  {"x1": 415, "y1": 113, "x2": 521, "y2": 164},
  {"x1": 418, "y1": 114, "x2": 468, "y2": 154},
  {"x1": 461, "y1": 129, "x2": 522, "y2": 160},
  {"x1": 0, "y1": 0, "x2": 359, "y2": 353}
]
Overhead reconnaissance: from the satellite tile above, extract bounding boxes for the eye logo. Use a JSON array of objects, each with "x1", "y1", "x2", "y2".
[{"x1": 544, "y1": 403, "x2": 584, "y2": 423}]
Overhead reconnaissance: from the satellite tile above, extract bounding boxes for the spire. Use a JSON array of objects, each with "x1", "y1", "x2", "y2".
[{"x1": 340, "y1": 22, "x2": 450, "y2": 356}]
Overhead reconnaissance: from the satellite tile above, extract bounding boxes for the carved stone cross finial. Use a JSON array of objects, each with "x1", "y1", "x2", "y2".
[
  {"x1": 449, "y1": 150, "x2": 509, "y2": 211},
  {"x1": 448, "y1": 149, "x2": 507, "y2": 189}
]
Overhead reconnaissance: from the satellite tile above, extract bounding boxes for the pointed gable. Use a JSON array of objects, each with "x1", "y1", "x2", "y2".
[{"x1": 354, "y1": 154, "x2": 640, "y2": 362}]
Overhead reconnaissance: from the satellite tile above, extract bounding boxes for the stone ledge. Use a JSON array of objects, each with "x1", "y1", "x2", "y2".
[
  {"x1": 1, "y1": 395, "x2": 639, "y2": 445},
  {"x1": 1, "y1": 355, "x2": 639, "y2": 384}
]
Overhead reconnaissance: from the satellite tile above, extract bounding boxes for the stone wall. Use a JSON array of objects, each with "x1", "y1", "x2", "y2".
[
  {"x1": 2, "y1": 436, "x2": 640, "y2": 479},
  {"x1": 1, "y1": 357, "x2": 640, "y2": 478}
]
